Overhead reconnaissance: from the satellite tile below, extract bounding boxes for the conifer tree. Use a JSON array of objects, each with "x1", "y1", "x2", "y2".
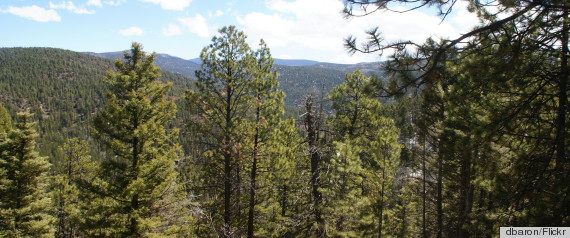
[
  {"x1": 52, "y1": 138, "x2": 96, "y2": 238},
  {"x1": 186, "y1": 25, "x2": 257, "y2": 237},
  {"x1": 246, "y1": 40, "x2": 284, "y2": 238},
  {"x1": 186, "y1": 26, "x2": 302, "y2": 237},
  {"x1": 89, "y1": 42, "x2": 189, "y2": 237},
  {"x1": 344, "y1": 0, "x2": 570, "y2": 231},
  {"x1": 326, "y1": 71, "x2": 401, "y2": 237},
  {"x1": 303, "y1": 95, "x2": 327, "y2": 238},
  {"x1": 0, "y1": 104, "x2": 11, "y2": 134},
  {"x1": 0, "y1": 110, "x2": 54, "y2": 237}
]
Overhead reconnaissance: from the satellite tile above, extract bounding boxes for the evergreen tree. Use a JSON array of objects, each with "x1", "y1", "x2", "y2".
[
  {"x1": 51, "y1": 138, "x2": 96, "y2": 238},
  {"x1": 303, "y1": 95, "x2": 327, "y2": 238},
  {"x1": 326, "y1": 71, "x2": 401, "y2": 237},
  {"x1": 0, "y1": 104, "x2": 11, "y2": 135},
  {"x1": 186, "y1": 26, "x2": 303, "y2": 237},
  {"x1": 253, "y1": 118, "x2": 308, "y2": 237},
  {"x1": 88, "y1": 42, "x2": 189, "y2": 237},
  {"x1": 245, "y1": 40, "x2": 285, "y2": 238},
  {"x1": 344, "y1": 0, "x2": 570, "y2": 233},
  {"x1": 0, "y1": 110, "x2": 54, "y2": 237},
  {"x1": 185, "y1": 25, "x2": 257, "y2": 237}
]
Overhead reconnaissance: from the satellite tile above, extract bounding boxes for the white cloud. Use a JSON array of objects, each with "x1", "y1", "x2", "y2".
[
  {"x1": 104, "y1": 0, "x2": 126, "y2": 6},
  {"x1": 237, "y1": 0, "x2": 479, "y2": 64},
  {"x1": 3, "y1": 5, "x2": 61, "y2": 22},
  {"x1": 207, "y1": 10, "x2": 224, "y2": 18},
  {"x1": 119, "y1": 26, "x2": 145, "y2": 36},
  {"x1": 140, "y1": 0, "x2": 192, "y2": 11},
  {"x1": 87, "y1": 0, "x2": 103, "y2": 7},
  {"x1": 49, "y1": 1, "x2": 95, "y2": 14},
  {"x1": 163, "y1": 24, "x2": 182, "y2": 36},
  {"x1": 178, "y1": 14, "x2": 211, "y2": 38}
]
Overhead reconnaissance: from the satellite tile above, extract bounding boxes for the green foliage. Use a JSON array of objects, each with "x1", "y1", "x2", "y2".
[
  {"x1": 185, "y1": 26, "x2": 307, "y2": 237},
  {"x1": 186, "y1": 25, "x2": 258, "y2": 236},
  {"x1": 0, "y1": 110, "x2": 54, "y2": 237},
  {"x1": 0, "y1": 47, "x2": 193, "y2": 167},
  {"x1": 0, "y1": 104, "x2": 12, "y2": 135},
  {"x1": 51, "y1": 138, "x2": 96, "y2": 237},
  {"x1": 325, "y1": 70, "x2": 401, "y2": 237},
  {"x1": 344, "y1": 0, "x2": 570, "y2": 235},
  {"x1": 87, "y1": 43, "x2": 190, "y2": 237}
]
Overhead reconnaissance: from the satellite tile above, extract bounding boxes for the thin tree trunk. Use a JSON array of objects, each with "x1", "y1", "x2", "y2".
[
  {"x1": 378, "y1": 170, "x2": 385, "y2": 238},
  {"x1": 458, "y1": 137, "x2": 473, "y2": 238},
  {"x1": 247, "y1": 96, "x2": 261, "y2": 238},
  {"x1": 422, "y1": 136, "x2": 427, "y2": 238},
  {"x1": 553, "y1": 9, "x2": 569, "y2": 225},
  {"x1": 223, "y1": 85, "x2": 233, "y2": 237},
  {"x1": 555, "y1": 9, "x2": 568, "y2": 171},
  {"x1": 436, "y1": 137, "x2": 444, "y2": 238},
  {"x1": 306, "y1": 96, "x2": 325, "y2": 238}
]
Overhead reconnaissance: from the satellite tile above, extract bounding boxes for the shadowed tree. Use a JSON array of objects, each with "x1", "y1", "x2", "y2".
[{"x1": 0, "y1": 110, "x2": 54, "y2": 237}]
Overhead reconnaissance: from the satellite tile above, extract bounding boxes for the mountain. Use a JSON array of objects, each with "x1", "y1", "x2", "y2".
[
  {"x1": 0, "y1": 47, "x2": 192, "y2": 163},
  {"x1": 274, "y1": 59, "x2": 322, "y2": 66},
  {"x1": 92, "y1": 52, "x2": 381, "y2": 77},
  {"x1": 189, "y1": 57, "x2": 322, "y2": 66},
  {"x1": 86, "y1": 52, "x2": 201, "y2": 77},
  {"x1": 0, "y1": 47, "x2": 384, "y2": 169},
  {"x1": 90, "y1": 51, "x2": 382, "y2": 105}
]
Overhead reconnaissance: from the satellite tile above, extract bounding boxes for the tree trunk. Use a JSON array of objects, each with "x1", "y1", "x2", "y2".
[
  {"x1": 129, "y1": 135, "x2": 139, "y2": 237},
  {"x1": 458, "y1": 137, "x2": 473, "y2": 238},
  {"x1": 305, "y1": 96, "x2": 325, "y2": 238},
  {"x1": 436, "y1": 137, "x2": 444, "y2": 238},
  {"x1": 555, "y1": 9, "x2": 568, "y2": 171},
  {"x1": 223, "y1": 85, "x2": 233, "y2": 237},
  {"x1": 553, "y1": 9, "x2": 569, "y2": 225},
  {"x1": 422, "y1": 136, "x2": 427, "y2": 238},
  {"x1": 247, "y1": 97, "x2": 261, "y2": 238},
  {"x1": 378, "y1": 170, "x2": 385, "y2": 238}
]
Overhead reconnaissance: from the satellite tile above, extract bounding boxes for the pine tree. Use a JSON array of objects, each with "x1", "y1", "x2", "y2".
[
  {"x1": 326, "y1": 71, "x2": 401, "y2": 237},
  {"x1": 185, "y1": 25, "x2": 258, "y2": 237},
  {"x1": 52, "y1": 138, "x2": 96, "y2": 238},
  {"x1": 245, "y1": 39, "x2": 285, "y2": 238},
  {"x1": 303, "y1": 95, "x2": 327, "y2": 238},
  {"x1": 88, "y1": 42, "x2": 189, "y2": 237},
  {"x1": 0, "y1": 104, "x2": 11, "y2": 135},
  {"x1": 0, "y1": 110, "x2": 54, "y2": 237},
  {"x1": 253, "y1": 118, "x2": 308, "y2": 237}
]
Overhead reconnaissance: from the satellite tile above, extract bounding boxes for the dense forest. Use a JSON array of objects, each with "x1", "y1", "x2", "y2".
[{"x1": 0, "y1": 0, "x2": 569, "y2": 237}]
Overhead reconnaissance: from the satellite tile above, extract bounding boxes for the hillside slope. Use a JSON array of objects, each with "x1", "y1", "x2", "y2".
[
  {"x1": 91, "y1": 51, "x2": 382, "y2": 106},
  {"x1": 0, "y1": 47, "x2": 192, "y2": 162},
  {"x1": 0, "y1": 47, "x2": 381, "y2": 161}
]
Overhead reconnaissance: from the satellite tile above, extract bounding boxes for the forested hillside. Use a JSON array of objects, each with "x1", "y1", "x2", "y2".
[
  {"x1": 0, "y1": 47, "x2": 378, "y2": 168},
  {"x1": 90, "y1": 51, "x2": 381, "y2": 106},
  {"x1": 0, "y1": 47, "x2": 192, "y2": 163}
]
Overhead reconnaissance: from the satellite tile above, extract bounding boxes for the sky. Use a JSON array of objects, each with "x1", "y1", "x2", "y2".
[{"x1": 0, "y1": 0, "x2": 480, "y2": 64}]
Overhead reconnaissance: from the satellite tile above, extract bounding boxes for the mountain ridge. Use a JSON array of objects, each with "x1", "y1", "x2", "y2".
[
  {"x1": 89, "y1": 51, "x2": 383, "y2": 105},
  {"x1": 88, "y1": 51, "x2": 380, "y2": 69}
]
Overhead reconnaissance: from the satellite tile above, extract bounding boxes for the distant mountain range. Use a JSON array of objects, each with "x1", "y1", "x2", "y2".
[
  {"x1": 87, "y1": 51, "x2": 383, "y2": 105},
  {"x1": 187, "y1": 57, "x2": 323, "y2": 67}
]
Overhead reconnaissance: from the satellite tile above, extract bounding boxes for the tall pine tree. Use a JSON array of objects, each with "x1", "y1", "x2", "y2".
[
  {"x1": 0, "y1": 110, "x2": 54, "y2": 237},
  {"x1": 186, "y1": 25, "x2": 257, "y2": 237},
  {"x1": 88, "y1": 42, "x2": 189, "y2": 237},
  {"x1": 326, "y1": 71, "x2": 401, "y2": 237},
  {"x1": 52, "y1": 138, "x2": 96, "y2": 238}
]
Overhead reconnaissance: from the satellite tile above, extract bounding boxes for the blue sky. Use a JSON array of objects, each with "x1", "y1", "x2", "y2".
[{"x1": 0, "y1": 0, "x2": 479, "y2": 64}]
